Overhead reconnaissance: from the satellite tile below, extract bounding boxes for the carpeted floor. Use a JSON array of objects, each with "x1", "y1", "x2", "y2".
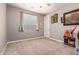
[{"x1": 4, "y1": 37, "x2": 75, "y2": 55}]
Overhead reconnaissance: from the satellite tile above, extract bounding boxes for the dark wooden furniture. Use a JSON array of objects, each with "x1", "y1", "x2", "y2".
[
  {"x1": 64, "y1": 36, "x2": 75, "y2": 47},
  {"x1": 77, "y1": 31, "x2": 79, "y2": 47}
]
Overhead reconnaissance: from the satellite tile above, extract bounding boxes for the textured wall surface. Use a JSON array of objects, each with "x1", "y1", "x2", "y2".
[
  {"x1": 7, "y1": 6, "x2": 44, "y2": 42},
  {"x1": 0, "y1": 4, "x2": 6, "y2": 53}
]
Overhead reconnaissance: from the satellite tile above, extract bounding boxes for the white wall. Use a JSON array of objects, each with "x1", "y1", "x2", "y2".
[
  {"x1": 44, "y1": 3, "x2": 79, "y2": 41},
  {"x1": 0, "y1": 4, "x2": 6, "y2": 53},
  {"x1": 7, "y1": 6, "x2": 44, "y2": 42},
  {"x1": 44, "y1": 15, "x2": 50, "y2": 37}
]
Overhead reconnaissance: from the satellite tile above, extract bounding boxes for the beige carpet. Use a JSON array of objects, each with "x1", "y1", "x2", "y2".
[{"x1": 4, "y1": 37, "x2": 75, "y2": 55}]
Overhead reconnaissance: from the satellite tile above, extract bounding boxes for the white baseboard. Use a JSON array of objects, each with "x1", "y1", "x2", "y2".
[
  {"x1": 0, "y1": 44, "x2": 7, "y2": 55},
  {"x1": 0, "y1": 36, "x2": 44, "y2": 55},
  {"x1": 0, "y1": 36, "x2": 63, "y2": 55},
  {"x1": 7, "y1": 36, "x2": 44, "y2": 44},
  {"x1": 49, "y1": 37, "x2": 64, "y2": 43},
  {"x1": 0, "y1": 37, "x2": 63, "y2": 55}
]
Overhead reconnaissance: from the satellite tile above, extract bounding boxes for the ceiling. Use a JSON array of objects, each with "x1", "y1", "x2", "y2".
[{"x1": 8, "y1": 3, "x2": 70, "y2": 15}]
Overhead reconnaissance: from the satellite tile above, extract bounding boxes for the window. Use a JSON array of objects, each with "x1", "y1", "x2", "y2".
[
  {"x1": 18, "y1": 12, "x2": 39, "y2": 32},
  {"x1": 23, "y1": 13, "x2": 37, "y2": 26}
]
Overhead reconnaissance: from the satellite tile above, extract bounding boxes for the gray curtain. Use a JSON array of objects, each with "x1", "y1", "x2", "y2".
[
  {"x1": 36, "y1": 17, "x2": 40, "y2": 31},
  {"x1": 18, "y1": 12, "x2": 24, "y2": 32}
]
